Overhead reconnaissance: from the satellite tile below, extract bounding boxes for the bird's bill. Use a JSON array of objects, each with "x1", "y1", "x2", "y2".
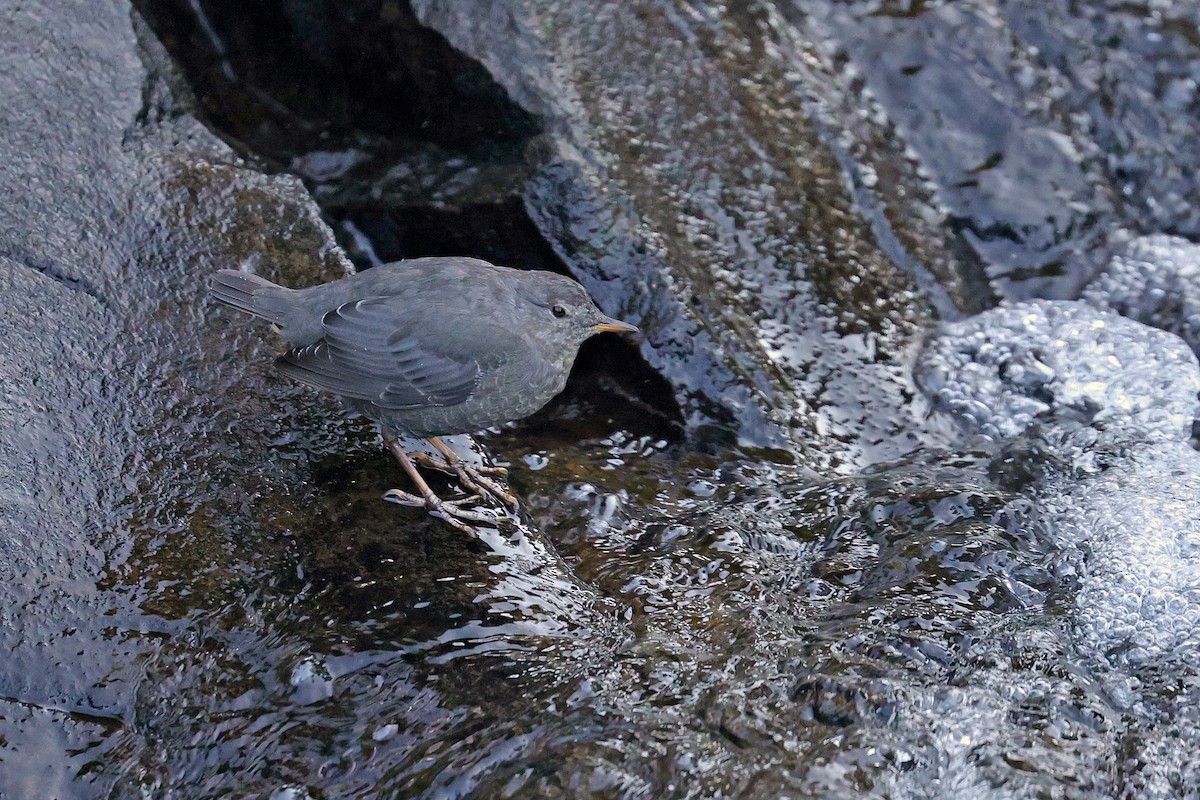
[{"x1": 594, "y1": 315, "x2": 639, "y2": 334}]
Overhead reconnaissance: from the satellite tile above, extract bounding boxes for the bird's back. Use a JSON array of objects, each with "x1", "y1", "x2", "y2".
[
  {"x1": 213, "y1": 257, "x2": 587, "y2": 437},
  {"x1": 276, "y1": 258, "x2": 510, "y2": 346},
  {"x1": 279, "y1": 259, "x2": 570, "y2": 435}
]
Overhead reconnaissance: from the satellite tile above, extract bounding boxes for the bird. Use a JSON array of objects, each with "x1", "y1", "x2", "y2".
[{"x1": 210, "y1": 256, "x2": 639, "y2": 532}]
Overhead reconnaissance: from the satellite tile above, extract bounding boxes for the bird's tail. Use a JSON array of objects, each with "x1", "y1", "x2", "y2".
[{"x1": 210, "y1": 269, "x2": 293, "y2": 324}]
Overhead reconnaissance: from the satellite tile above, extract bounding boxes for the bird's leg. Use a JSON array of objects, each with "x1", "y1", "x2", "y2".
[
  {"x1": 416, "y1": 436, "x2": 519, "y2": 509},
  {"x1": 381, "y1": 435, "x2": 498, "y2": 534}
]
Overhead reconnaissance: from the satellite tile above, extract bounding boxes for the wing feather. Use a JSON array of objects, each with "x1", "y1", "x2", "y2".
[{"x1": 275, "y1": 296, "x2": 481, "y2": 409}]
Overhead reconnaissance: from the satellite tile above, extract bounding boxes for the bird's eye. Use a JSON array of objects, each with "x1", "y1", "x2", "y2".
[{"x1": 552, "y1": 304, "x2": 567, "y2": 318}]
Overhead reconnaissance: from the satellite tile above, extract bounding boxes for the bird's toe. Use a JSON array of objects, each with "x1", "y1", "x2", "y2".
[{"x1": 383, "y1": 488, "x2": 426, "y2": 507}]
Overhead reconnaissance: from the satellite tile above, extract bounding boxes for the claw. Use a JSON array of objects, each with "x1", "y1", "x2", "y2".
[
  {"x1": 451, "y1": 464, "x2": 518, "y2": 508},
  {"x1": 382, "y1": 435, "x2": 514, "y2": 535},
  {"x1": 384, "y1": 487, "x2": 500, "y2": 526},
  {"x1": 410, "y1": 451, "x2": 456, "y2": 475},
  {"x1": 441, "y1": 496, "x2": 486, "y2": 508}
]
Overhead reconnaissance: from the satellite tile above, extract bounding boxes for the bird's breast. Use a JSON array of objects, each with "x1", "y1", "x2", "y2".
[{"x1": 368, "y1": 346, "x2": 575, "y2": 437}]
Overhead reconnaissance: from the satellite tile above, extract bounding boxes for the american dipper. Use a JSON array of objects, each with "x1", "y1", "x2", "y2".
[{"x1": 211, "y1": 256, "x2": 638, "y2": 532}]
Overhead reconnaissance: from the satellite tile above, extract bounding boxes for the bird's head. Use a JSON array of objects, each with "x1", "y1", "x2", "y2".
[{"x1": 521, "y1": 273, "x2": 639, "y2": 345}]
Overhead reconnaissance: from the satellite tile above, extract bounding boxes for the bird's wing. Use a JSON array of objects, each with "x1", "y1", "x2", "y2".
[{"x1": 275, "y1": 296, "x2": 481, "y2": 409}]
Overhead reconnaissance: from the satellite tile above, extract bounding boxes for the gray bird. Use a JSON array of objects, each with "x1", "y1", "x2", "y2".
[{"x1": 210, "y1": 256, "x2": 638, "y2": 532}]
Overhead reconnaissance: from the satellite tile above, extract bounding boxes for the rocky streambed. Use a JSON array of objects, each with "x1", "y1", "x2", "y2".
[{"x1": 2, "y1": 0, "x2": 1199, "y2": 797}]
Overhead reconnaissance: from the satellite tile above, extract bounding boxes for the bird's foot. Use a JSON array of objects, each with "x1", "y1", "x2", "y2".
[
  {"x1": 383, "y1": 488, "x2": 501, "y2": 534},
  {"x1": 412, "y1": 452, "x2": 509, "y2": 478},
  {"x1": 411, "y1": 452, "x2": 518, "y2": 509},
  {"x1": 382, "y1": 434, "x2": 517, "y2": 535}
]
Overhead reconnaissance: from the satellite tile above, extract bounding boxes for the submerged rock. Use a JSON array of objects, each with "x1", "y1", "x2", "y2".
[
  {"x1": 918, "y1": 299, "x2": 1200, "y2": 662},
  {"x1": 918, "y1": 300, "x2": 1200, "y2": 442},
  {"x1": 1083, "y1": 234, "x2": 1200, "y2": 355},
  {"x1": 1051, "y1": 439, "x2": 1200, "y2": 669},
  {"x1": 916, "y1": 299, "x2": 1200, "y2": 794}
]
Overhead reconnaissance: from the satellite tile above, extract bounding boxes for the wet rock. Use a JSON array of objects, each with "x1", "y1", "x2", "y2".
[
  {"x1": 785, "y1": 0, "x2": 1200, "y2": 301},
  {"x1": 1000, "y1": 0, "x2": 1200, "y2": 242},
  {"x1": 1050, "y1": 440, "x2": 1200, "y2": 669},
  {"x1": 917, "y1": 300, "x2": 1200, "y2": 794},
  {"x1": 790, "y1": 1, "x2": 1103, "y2": 301},
  {"x1": 413, "y1": 0, "x2": 940, "y2": 469},
  {"x1": 1083, "y1": 233, "x2": 1200, "y2": 355},
  {"x1": 918, "y1": 300, "x2": 1200, "y2": 666},
  {"x1": 0, "y1": 0, "x2": 359, "y2": 789},
  {"x1": 918, "y1": 300, "x2": 1200, "y2": 442}
]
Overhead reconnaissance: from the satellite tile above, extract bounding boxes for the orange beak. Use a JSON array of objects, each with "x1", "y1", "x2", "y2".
[{"x1": 594, "y1": 314, "x2": 639, "y2": 334}]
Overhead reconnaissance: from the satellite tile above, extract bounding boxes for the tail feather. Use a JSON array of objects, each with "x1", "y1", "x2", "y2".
[{"x1": 210, "y1": 269, "x2": 290, "y2": 324}]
